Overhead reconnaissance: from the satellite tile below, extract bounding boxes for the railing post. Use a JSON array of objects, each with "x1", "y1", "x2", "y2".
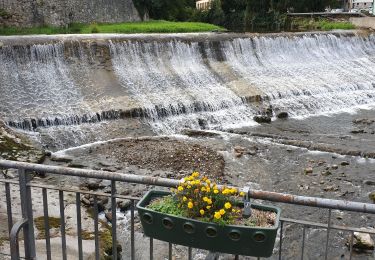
[{"x1": 19, "y1": 169, "x2": 36, "y2": 259}]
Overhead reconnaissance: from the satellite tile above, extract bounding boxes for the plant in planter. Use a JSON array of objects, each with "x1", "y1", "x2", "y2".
[{"x1": 137, "y1": 172, "x2": 281, "y2": 257}]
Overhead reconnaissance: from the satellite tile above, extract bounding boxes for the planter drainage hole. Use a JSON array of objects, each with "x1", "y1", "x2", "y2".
[
  {"x1": 142, "y1": 213, "x2": 153, "y2": 224},
  {"x1": 228, "y1": 230, "x2": 241, "y2": 241},
  {"x1": 253, "y1": 232, "x2": 266, "y2": 242},
  {"x1": 205, "y1": 227, "x2": 218, "y2": 238},
  {"x1": 183, "y1": 222, "x2": 195, "y2": 234},
  {"x1": 162, "y1": 218, "x2": 174, "y2": 229}
]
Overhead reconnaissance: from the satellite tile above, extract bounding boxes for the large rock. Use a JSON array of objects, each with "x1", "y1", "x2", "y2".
[
  {"x1": 349, "y1": 230, "x2": 375, "y2": 252},
  {"x1": 276, "y1": 112, "x2": 289, "y2": 119},
  {"x1": 253, "y1": 115, "x2": 271, "y2": 124}
]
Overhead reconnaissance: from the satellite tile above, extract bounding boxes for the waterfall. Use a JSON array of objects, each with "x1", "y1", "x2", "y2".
[
  {"x1": 1, "y1": 33, "x2": 375, "y2": 148},
  {"x1": 109, "y1": 40, "x2": 256, "y2": 133},
  {"x1": 221, "y1": 34, "x2": 375, "y2": 117}
]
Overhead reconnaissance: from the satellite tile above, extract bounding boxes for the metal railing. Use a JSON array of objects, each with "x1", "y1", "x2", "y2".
[{"x1": 0, "y1": 159, "x2": 375, "y2": 259}]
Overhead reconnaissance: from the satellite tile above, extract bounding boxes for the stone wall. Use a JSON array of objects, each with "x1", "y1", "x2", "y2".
[
  {"x1": 0, "y1": 0, "x2": 141, "y2": 27},
  {"x1": 350, "y1": 17, "x2": 375, "y2": 30}
]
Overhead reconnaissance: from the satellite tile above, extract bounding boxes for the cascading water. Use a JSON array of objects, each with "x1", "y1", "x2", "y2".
[
  {"x1": 220, "y1": 34, "x2": 375, "y2": 117},
  {"x1": 109, "y1": 40, "x2": 257, "y2": 133},
  {"x1": 1, "y1": 33, "x2": 375, "y2": 149}
]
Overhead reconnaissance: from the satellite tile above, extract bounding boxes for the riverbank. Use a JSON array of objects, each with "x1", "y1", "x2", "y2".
[{"x1": 0, "y1": 20, "x2": 224, "y2": 36}]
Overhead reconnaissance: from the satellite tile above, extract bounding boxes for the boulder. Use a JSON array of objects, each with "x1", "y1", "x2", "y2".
[
  {"x1": 349, "y1": 231, "x2": 375, "y2": 252},
  {"x1": 276, "y1": 112, "x2": 289, "y2": 119},
  {"x1": 253, "y1": 115, "x2": 271, "y2": 124},
  {"x1": 304, "y1": 167, "x2": 313, "y2": 174}
]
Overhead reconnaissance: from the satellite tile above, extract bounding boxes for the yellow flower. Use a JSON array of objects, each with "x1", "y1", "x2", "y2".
[
  {"x1": 220, "y1": 209, "x2": 226, "y2": 215},
  {"x1": 232, "y1": 209, "x2": 236, "y2": 212},
  {"x1": 224, "y1": 202, "x2": 232, "y2": 209},
  {"x1": 195, "y1": 180, "x2": 201, "y2": 185},
  {"x1": 188, "y1": 202, "x2": 193, "y2": 209},
  {"x1": 206, "y1": 199, "x2": 212, "y2": 205},
  {"x1": 206, "y1": 187, "x2": 211, "y2": 192},
  {"x1": 203, "y1": 197, "x2": 208, "y2": 202},
  {"x1": 213, "y1": 189, "x2": 219, "y2": 194},
  {"x1": 178, "y1": 186, "x2": 184, "y2": 191},
  {"x1": 192, "y1": 172, "x2": 199, "y2": 178},
  {"x1": 183, "y1": 196, "x2": 187, "y2": 202},
  {"x1": 200, "y1": 209, "x2": 205, "y2": 215},
  {"x1": 206, "y1": 206, "x2": 211, "y2": 209},
  {"x1": 201, "y1": 187, "x2": 206, "y2": 192},
  {"x1": 205, "y1": 179, "x2": 211, "y2": 185},
  {"x1": 214, "y1": 212, "x2": 221, "y2": 219},
  {"x1": 187, "y1": 185, "x2": 191, "y2": 189},
  {"x1": 240, "y1": 191, "x2": 245, "y2": 196},
  {"x1": 231, "y1": 188, "x2": 237, "y2": 194}
]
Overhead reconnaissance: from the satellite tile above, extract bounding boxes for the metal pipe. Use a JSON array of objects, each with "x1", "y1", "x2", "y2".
[{"x1": 2, "y1": 160, "x2": 375, "y2": 213}]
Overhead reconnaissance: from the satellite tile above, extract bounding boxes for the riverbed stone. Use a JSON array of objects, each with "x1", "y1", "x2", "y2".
[
  {"x1": 276, "y1": 112, "x2": 289, "y2": 119},
  {"x1": 304, "y1": 167, "x2": 313, "y2": 174},
  {"x1": 253, "y1": 115, "x2": 271, "y2": 124},
  {"x1": 368, "y1": 191, "x2": 375, "y2": 202},
  {"x1": 349, "y1": 230, "x2": 375, "y2": 252}
]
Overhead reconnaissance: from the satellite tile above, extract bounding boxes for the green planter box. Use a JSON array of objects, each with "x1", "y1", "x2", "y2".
[{"x1": 136, "y1": 190, "x2": 281, "y2": 257}]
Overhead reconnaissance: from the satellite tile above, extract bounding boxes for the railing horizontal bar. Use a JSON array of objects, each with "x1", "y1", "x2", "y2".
[
  {"x1": 281, "y1": 217, "x2": 375, "y2": 234},
  {"x1": 1, "y1": 159, "x2": 375, "y2": 213},
  {"x1": 0, "y1": 160, "x2": 179, "y2": 187},
  {"x1": 22, "y1": 182, "x2": 138, "y2": 200}
]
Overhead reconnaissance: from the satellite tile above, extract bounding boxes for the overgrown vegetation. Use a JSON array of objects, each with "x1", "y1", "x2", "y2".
[
  {"x1": 0, "y1": 8, "x2": 10, "y2": 19},
  {"x1": 0, "y1": 20, "x2": 223, "y2": 35},
  {"x1": 131, "y1": 0, "x2": 354, "y2": 32}
]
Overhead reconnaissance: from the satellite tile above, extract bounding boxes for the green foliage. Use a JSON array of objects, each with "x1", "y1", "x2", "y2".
[
  {"x1": 148, "y1": 195, "x2": 187, "y2": 216},
  {"x1": 0, "y1": 8, "x2": 10, "y2": 19},
  {"x1": 0, "y1": 21, "x2": 224, "y2": 35},
  {"x1": 132, "y1": 0, "x2": 196, "y2": 21},
  {"x1": 290, "y1": 17, "x2": 355, "y2": 31}
]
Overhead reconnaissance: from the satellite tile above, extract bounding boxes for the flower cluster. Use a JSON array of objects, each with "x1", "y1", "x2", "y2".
[{"x1": 173, "y1": 171, "x2": 245, "y2": 224}]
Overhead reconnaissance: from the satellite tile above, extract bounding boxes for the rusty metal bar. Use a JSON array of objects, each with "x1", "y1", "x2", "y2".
[
  {"x1": 2, "y1": 159, "x2": 375, "y2": 214},
  {"x1": 349, "y1": 231, "x2": 354, "y2": 260},
  {"x1": 169, "y1": 243, "x2": 172, "y2": 260}
]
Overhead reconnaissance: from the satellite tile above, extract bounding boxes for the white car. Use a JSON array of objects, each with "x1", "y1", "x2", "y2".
[{"x1": 349, "y1": 9, "x2": 359, "y2": 13}]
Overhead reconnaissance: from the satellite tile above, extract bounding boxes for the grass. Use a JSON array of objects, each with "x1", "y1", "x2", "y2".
[
  {"x1": 290, "y1": 17, "x2": 355, "y2": 31},
  {"x1": 0, "y1": 20, "x2": 225, "y2": 35},
  {"x1": 317, "y1": 20, "x2": 355, "y2": 30}
]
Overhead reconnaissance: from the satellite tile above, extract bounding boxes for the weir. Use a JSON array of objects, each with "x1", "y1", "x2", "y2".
[{"x1": 1, "y1": 32, "x2": 375, "y2": 145}]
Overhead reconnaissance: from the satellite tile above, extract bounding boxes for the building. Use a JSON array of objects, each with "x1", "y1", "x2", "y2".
[
  {"x1": 196, "y1": 0, "x2": 213, "y2": 10},
  {"x1": 349, "y1": 0, "x2": 374, "y2": 10}
]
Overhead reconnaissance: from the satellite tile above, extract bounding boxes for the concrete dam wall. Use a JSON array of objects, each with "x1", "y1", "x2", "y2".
[
  {"x1": 0, "y1": 0, "x2": 141, "y2": 27},
  {"x1": 0, "y1": 32, "x2": 375, "y2": 147}
]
